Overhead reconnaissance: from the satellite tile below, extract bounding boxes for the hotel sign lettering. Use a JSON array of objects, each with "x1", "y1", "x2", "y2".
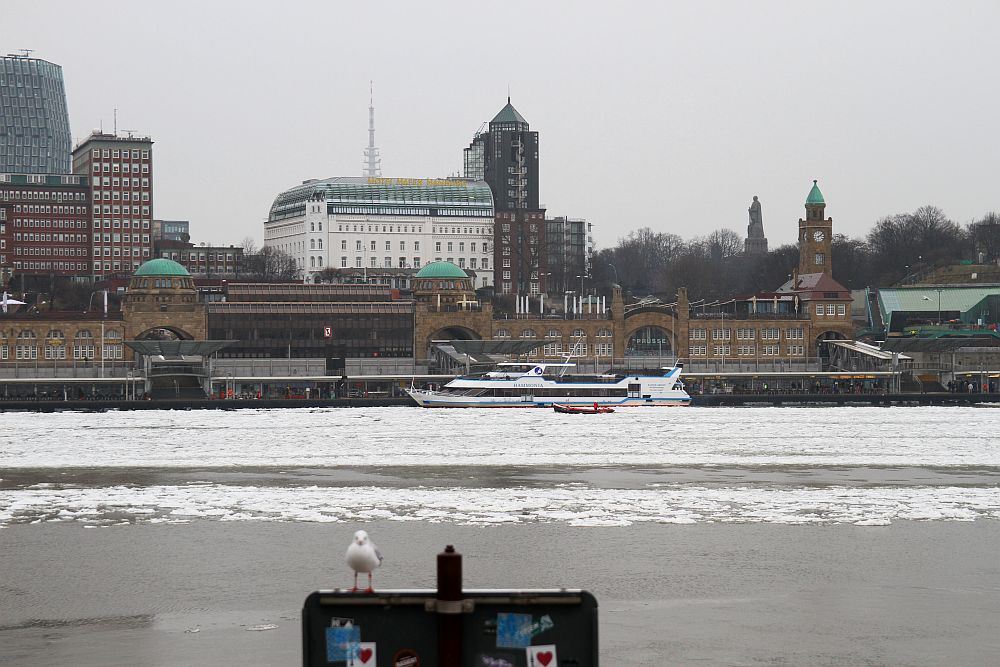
[{"x1": 367, "y1": 177, "x2": 467, "y2": 187}]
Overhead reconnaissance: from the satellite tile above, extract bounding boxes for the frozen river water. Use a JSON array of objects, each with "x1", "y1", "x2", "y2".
[{"x1": 2, "y1": 406, "x2": 999, "y2": 527}]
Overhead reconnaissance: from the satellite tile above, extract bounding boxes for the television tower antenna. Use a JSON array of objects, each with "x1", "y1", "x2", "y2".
[{"x1": 363, "y1": 81, "x2": 381, "y2": 178}]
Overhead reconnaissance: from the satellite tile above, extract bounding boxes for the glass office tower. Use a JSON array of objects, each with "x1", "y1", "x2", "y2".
[{"x1": 0, "y1": 56, "x2": 72, "y2": 174}]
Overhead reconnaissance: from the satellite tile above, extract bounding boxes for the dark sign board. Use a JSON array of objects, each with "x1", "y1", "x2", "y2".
[{"x1": 302, "y1": 589, "x2": 598, "y2": 667}]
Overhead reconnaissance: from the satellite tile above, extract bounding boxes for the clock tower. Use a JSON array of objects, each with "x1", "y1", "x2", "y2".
[{"x1": 798, "y1": 180, "x2": 833, "y2": 276}]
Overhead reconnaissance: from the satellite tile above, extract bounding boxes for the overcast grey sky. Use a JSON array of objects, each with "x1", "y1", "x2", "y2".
[{"x1": 4, "y1": 1, "x2": 998, "y2": 250}]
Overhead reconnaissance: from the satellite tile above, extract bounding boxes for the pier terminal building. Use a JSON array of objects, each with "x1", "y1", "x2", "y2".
[{"x1": 0, "y1": 182, "x2": 867, "y2": 398}]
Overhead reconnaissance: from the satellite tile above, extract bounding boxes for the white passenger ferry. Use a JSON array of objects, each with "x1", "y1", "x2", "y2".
[{"x1": 407, "y1": 362, "x2": 690, "y2": 408}]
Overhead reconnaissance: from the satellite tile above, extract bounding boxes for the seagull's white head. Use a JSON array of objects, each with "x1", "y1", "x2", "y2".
[{"x1": 353, "y1": 530, "x2": 369, "y2": 546}]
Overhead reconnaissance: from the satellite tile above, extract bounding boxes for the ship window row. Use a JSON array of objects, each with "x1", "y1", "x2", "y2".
[{"x1": 478, "y1": 387, "x2": 629, "y2": 398}]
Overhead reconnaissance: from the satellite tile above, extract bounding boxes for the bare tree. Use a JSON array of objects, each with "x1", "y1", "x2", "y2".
[
  {"x1": 238, "y1": 237, "x2": 299, "y2": 281},
  {"x1": 969, "y1": 212, "x2": 1000, "y2": 262}
]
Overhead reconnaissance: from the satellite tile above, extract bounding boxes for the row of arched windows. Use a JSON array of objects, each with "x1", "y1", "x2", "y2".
[{"x1": 0, "y1": 328, "x2": 123, "y2": 361}]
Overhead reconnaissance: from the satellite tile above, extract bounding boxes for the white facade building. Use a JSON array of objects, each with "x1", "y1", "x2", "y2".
[{"x1": 264, "y1": 177, "x2": 494, "y2": 287}]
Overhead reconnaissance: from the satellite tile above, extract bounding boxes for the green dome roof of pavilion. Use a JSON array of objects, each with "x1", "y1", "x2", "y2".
[
  {"x1": 806, "y1": 180, "x2": 825, "y2": 205},
  {"x1": 134, "y1": 258, "x2": 191, "y2": 277},
  {"x1": 415, "y1": 261, "x2": 468, "y2": 279}
]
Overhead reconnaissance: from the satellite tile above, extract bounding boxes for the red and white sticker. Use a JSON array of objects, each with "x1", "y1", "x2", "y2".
[
  {"x1": 348, "y1": 642, "x2": 376, "y2": 666},
  {"x1": 393, "y1": 648, "x2": 419, "y2": 667},
  {"x1": 526, "y1": 645, "x2": 557, "y2": 667}
]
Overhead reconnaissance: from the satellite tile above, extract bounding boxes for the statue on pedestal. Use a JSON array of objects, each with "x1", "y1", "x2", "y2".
[{"x1": 745, "y1": 196, "x2": 768, "y2": 255}]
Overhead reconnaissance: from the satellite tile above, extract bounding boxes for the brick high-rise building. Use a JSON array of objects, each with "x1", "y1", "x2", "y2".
[
  {"x1": 0, "y1": 54, "x2": 72, "y2": 175},
  {"x1": 72, "y1": 132, "x2": 154, "y2": 277},
  {"x1": 0, "y1": 172, "x2": 91, "y2": 279},
  {"x1": 495, "y1": 208, "x2": 546, "y2": 296}
]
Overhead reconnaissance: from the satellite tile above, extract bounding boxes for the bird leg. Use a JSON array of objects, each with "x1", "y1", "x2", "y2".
[
  {"x1": 350, "y1": 571, "x2": 359, "y2": 593},
  {"x1": 364, "y1": 572, "x2": 374, "y2": 594}
]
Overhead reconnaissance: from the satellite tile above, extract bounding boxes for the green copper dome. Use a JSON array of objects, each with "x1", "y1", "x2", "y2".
[
  {"x1": 134, "y1": 258, "x2": 191, "y2": 277},
  {"x1": 806, "y1": 180, "x2": 825, "y2": 205},
  {"x1": 415, "y1": 261, "x2": 468, "y2": 279}
]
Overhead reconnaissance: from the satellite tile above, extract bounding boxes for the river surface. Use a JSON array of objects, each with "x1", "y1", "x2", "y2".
[
  {"x1": 2, "y1": 406, "x2": 999, "y2": 527},
  {"x1": 2, "y1": 406, "x2": 1000, "y2": 666}
]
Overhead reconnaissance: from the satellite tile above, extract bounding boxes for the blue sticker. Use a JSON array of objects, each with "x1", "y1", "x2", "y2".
[
  {"x1": 326, "y1": 626, "x2": 360, "y2": 662},
  {"x1": 496, "y1": 612, "x2": 532, "y2": 648}
]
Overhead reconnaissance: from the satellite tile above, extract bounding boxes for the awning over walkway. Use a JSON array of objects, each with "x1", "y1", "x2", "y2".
[
  {"x1": 434, "y1": 339, "x2": 545, "y2": 356},
  {"x1": 824, "y1": 340, "x2": 911, "y2": 361},
  {"x1": 125, "y1": 340, "x2": 237, "y2": 357}
]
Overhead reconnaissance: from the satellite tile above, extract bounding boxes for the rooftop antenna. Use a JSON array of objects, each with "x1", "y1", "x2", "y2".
[
  {"x1": 113, "y1": 108, "x2": 117, "y2": 136},
  {"x1": 17, "y1": 48, "x2": 34, "y2": 58},
  {"x1": 363, "y1": 81, "x2": 382, "y2": 178}
]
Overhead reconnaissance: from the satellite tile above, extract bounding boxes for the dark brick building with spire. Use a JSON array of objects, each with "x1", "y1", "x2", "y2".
[{"x1": 464, "y1": 99, "x2": 546, "y2": 296}]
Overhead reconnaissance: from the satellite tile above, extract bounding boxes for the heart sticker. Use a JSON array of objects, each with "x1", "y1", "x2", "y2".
[
  {"x1": 350, "y1": 642, "x2": 377, "y2": 666},
  {"x1": 526, "y1": 644, "x2": 557, "y2": 667}
]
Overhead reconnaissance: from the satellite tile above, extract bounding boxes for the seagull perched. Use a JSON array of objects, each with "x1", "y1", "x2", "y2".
[{"x1": 345, "y1": 529, "x2": 383, "y2": 593}]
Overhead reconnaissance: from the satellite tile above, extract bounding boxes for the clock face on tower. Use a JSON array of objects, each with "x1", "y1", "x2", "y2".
[{"x1": 812, "y1": 230, "x2": 825, "y2": 242}]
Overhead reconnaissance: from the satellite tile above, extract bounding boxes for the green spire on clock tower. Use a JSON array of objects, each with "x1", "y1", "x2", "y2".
[{"x1": 798, "y1": 180, "x2": 833, "y2": 276}]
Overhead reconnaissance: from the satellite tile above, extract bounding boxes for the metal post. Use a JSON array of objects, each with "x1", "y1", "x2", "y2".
[{"x1": 436, "y1": 545, "x2": 463, "y2": 667}]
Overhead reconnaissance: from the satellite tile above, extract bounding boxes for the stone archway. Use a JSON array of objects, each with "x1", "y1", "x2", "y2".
[
  {"x1": 426, "y1": 325, "x2": 481, "y2": 354},
  {"x1": 620, "y1": 310, "x2": 679, "y2": 359},
  {"x1": 425, "y1": 326, "x2": 483, "y2": 373},
  {"x1": 135, "y1": 325, "x2": 195, "y2": 341},
  {"x1": 625, "y1": 325, "x2": 674, "y2": 357}
]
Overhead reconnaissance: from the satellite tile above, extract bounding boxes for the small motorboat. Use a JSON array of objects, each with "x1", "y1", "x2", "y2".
[{"x1": 552, "y1": 403, "x2": 615, "y2": 414}]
